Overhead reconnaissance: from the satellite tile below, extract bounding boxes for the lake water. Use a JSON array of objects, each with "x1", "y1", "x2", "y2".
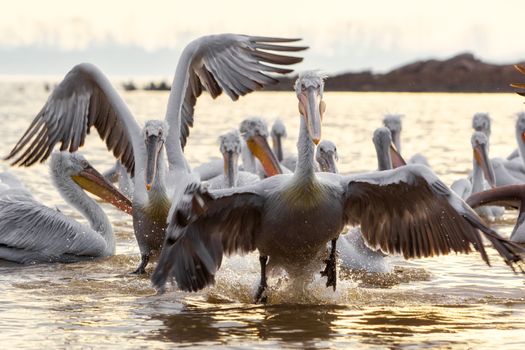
[{"x1": 0, "y1": 81, "x2": 524, "y2": 349}]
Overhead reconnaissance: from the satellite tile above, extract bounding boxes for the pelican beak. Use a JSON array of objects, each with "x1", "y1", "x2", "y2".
[
  {"x1": 389, "y1": 143, "x2": 407, "y2": 168},
  {"x1": 298, "y1": 86, "x2": 323, "y2": 144},
  {"x1": 272, "y1": 134, "x2": 284, "y2": 162},
  {"x1": 222, "y1": 150, "x2": 239, "y2": 188},
  {"x1": 246, "y1": 134, "x2": 282, "y2": 176},
  {"x1": 72, "y1": 164, "x2": 133, "y2": 215},
  {"x1": 390, "y1": 130, "x2": 401, "y2": 153},
  {"x1": 319, "y1": 152, "x2": 338, "y2": 173},
  {"x1": 145, "y1": 135, "x2": 164, "y2": 191},
  {"x1": 473, "y1": 142, "x2": 496, "y2": 187}
]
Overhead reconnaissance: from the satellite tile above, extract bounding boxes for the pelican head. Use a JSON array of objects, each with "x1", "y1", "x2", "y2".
[
  {"x1": 316, "y1": 140, "x2": 338, "y2": 173},
  {"x1": 471, "y1": 131, "x2": 496, "y2": 187},
  {"x1": 382, "y1": 114, "x2": 403, "y2": 152},
  {"x1": 373, "y1": 127, "x2": 406, "y2": 170},
  {"x1": 51, "y1": 152, "x2": 132, "y2": 214},
  {"x1": 271, "y1": 119, "x2": 287, "y2": 162},
  {"x1": 219, "y1": 130, "x2": 242, "y2": 187},
  {"x1": 240, "y1": 117, "x2": 282, "y2": 176},
  {"x1": 472, "y1": 113, "x2": 491, "y2": 138},
  {"x1": 295, "y1": 71, "x2": 326, "y2": 145},
  {"x1": 143, "y1": 120, "x2": 167, "y2": 191}
]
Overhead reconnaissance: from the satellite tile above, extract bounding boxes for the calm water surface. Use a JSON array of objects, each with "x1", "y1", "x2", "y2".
[{"x1": 0, "y1": 81, "x2": 524, "y2": 349}]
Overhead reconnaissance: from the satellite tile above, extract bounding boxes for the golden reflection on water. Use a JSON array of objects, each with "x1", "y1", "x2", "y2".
[{"x1": 1, "y1": 82, "x2": 525, "y2": 348}]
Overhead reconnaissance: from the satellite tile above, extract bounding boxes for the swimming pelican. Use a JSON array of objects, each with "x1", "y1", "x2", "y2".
[
  {"x1": 472, "y1": 112, "x2": 491, "y2": 138},
  {"x1": 194, "y1": 117, "x2": 285, "y2": 181},
  {"x1": 315, "y1": 140, "x2": 338, "y2": 173},
  {"x1": 451, "y1": 132, "x2": 503, "y2": 220},
  {"x1": 467, "y1": 185, "x2": 525, "y2": 243},
  {"x1": 491, "y1": 113, "x2": 525, "y2": 186},
  {"x1": 205, "y1": 130, "x2": 260, "y2": 190},
  {"x1": 271, "y1": 119, "x2": 298, "y2": 171},
  {"x1": 152, "y1": 72, "x2": 525, "y2": 302},
  {"x1": 5, "y1": 34, "x2": 306, "y2": 273},
  {"x1": 0, "y1": 152, "x2": 132, "y2": 264},
  {"x1": 271, "y1": 119, "x2": 287, "y2": 162},
  {"x1": 382, "y1": 114, "x2": 430, "y2": 167},
  {"x1": 239, "y1": 117, "x2": 285, "y2": 177}
]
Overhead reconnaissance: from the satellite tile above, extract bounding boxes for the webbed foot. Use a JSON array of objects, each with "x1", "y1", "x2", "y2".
[
  {"x1": 130, "y1": 254, "x2": 150, "y2": 275},
  {"x1": 254, "y1": 255, "x2": 269, "y2": 304}
]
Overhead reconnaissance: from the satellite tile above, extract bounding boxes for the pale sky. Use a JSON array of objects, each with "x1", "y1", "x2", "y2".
[{"x1": 1, "y1": 0, "x2": 524, "y2": 76}]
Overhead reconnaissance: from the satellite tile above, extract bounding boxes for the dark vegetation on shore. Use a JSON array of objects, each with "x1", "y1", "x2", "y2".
[{"x1": 120, "y1": 53, "x2": 525, "y2": 93}]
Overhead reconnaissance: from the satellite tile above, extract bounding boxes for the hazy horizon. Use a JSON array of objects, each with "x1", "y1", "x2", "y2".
[{"x1": 2, "y1": 1, "x2": 524, "y2": 76}]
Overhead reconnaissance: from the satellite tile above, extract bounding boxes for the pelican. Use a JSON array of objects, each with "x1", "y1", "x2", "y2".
[
  {"x1": 472, "y1": 112, "x2": 491, "y2": 138},
  {"x1": 194, "y1": 117, "x2": 285, "y2": 181},
  {"x1": 205, "y1": 130, "x2": 260, "y2": 190},
  {"x1": 451, "y1": 132, "x2": 503, "y2": 221},
  {"x1": 152, "y1": 72, "x2": 525, "y2": 302},
  {"x1": 491, "y1": 112, "x2": 525, "y2": 186},
  {"x1": 382, "y1": 114, "x2": 430, "y2": 167},
  {"x1": 0, "y1": 152, "x2": 132, "y2": 264},
  {"x1": 271, "y1": 119, "x2": 298, "y2": 171},
  {"x1": 239, "y1": 117, "x2": 285, "y2": 177},
  {"x1": 5, "y1": 34, "x2": 306, "y2": 273},
  {"x1": 467, "y1": 185, "x2": 525, "y2": 243},
  {"x1": 315, "y1": 140, "x2": 338, "y2": 173}
]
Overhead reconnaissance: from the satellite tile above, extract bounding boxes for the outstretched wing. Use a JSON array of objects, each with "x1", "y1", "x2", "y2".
[
  {"x1": 171, "y1": 34, "x2": 307, "y2": 150},
  {"x1": 151, "y1": 186, "x2": 265, "y2": 292},
  {"x1": 0, "y1": 193, "x2": 107, "y2": 263},
  {"x1": 342, "y1": 164, "x2": 525, "y2": 270},
  {"x1": 5, "y1": 63, "x2": 141, "y2": 175}
]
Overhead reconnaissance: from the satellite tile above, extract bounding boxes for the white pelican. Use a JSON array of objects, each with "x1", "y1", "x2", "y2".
[
  {"x1": 467, "y1": 185, "x2": 525, "y2": 243},
  {"x1": 239, "y1": 117, "x2": 284, "y2": 177},
  {"x1": 0, "y1": 152, "x2": 132, "y2": 264},
  {"x1": 194, "y1": 117, "x2": 285, "y2": 181},
  {"x1": 382, "y1": 114, "x2": 430, "y2": 167},
  {"x1": 491, "y1": 113, "x2": 525, "y2": 186},
  {"x1": 5, "y1": 34, "x2": 306, "y2": 273},
  {"x1": 472, "y1": 112, "x2": 491, "y2": 138},
  {"x1": 152, "y1": 72, "x2": 525, "y2": 302},
  {"x1": 315, "y1": 140, "x2": 338, "y2": 173},
  {"x1": 271, "y1": 119, "x2": 298, "y2": 171},
  {"x1": 205, "y1": 130, "x2": 260, "y2": 190},
  {"x1": 451, "y1": 132, "x2": 503, "y2": 221},
  {"x1": 271, "y1": 119, "x2": 287, "y2": 163}
]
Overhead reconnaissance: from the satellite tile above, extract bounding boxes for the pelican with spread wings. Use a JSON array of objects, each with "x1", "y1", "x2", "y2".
[
  {"x1": 152, "y1": 71, "x2": 525, "y2": 302},
  {"x1": 5, "y1": 34, "x2": 307, "y2": 273}
]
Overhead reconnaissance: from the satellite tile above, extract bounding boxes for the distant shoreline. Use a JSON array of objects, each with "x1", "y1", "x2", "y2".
[
  {"x1": 121, "y1": 52, "x2": 524, "y2": 94},
  {"x1": 8, "y1": 52, "x2": 523, "y2": 94}
]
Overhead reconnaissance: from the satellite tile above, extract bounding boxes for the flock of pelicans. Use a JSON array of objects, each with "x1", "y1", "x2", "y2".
[{"x1": 2, "y1": 33, "x2": 525, "y2": 303}]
